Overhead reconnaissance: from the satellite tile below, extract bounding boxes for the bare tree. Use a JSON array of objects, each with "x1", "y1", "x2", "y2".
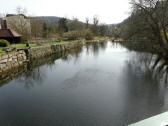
[
  {"x1": 130, "y1": 0, "x2": 168, "y2": 48},
  {"x1": 85, "y1": 17, "x2": 89, "y2": 29},
  {"x1": 93, "y1": 15, "x2": 99, "y2": 26},
  {"x1": 31, "y1": 18, "x2": 43, "y2": 38},
  {"x1": 6, "y1": 7, "x2": 31, "y2": 41},
  {"x1": 16, "y1": 6, "x2": 27, "y2": 15},
  {"x1": 92, "y1": 15, "x2": 99, "y2": 35},
  {"x1": 16, "y1": 7, "x2": 31, "y2": 40}
]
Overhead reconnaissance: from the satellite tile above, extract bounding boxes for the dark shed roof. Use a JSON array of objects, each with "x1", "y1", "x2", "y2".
[
  {"x1": 0, "y1": 29, "x2": 21, "y2": 38},
  {"x1": 6, "y1": 14, "x2": 28, "y2": 19}
]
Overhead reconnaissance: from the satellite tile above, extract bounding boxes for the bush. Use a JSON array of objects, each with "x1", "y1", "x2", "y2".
[
  {"x1": 63, "y1": 30, "x2": 94, "y2": 41},
  {"x1": 84, "y1": 29, "x2": 94, "y2": 40},
  {"x1": 0, "y1": 39, "x2": 10, "y2": 47},
  {"x1": 63, "y1": 31, "x2": 83, "y2": 40}
]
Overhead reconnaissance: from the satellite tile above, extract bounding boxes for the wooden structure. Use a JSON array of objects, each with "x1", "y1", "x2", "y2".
[
  {"x1": 0, "y1": 29, "x2": 21, "y2": 43},
  {"x1": 0, "y1": 19, "x2": 22, "y2": 43}
]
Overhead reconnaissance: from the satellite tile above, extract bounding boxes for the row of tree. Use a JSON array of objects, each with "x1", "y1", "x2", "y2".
[
  {"x1": 117, "y1": 0, "x2": 168, "y2": 50},
  {"x1": 30, "y1": 16, "x2": 111, "y2": 40},
  {"x1": 0, "y1": 7, "x2": 116, "y2": 41}
]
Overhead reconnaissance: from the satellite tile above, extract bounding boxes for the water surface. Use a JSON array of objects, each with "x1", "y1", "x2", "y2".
[{"x1": 0, "y1": 42, "x2": 168, "y2": 126}]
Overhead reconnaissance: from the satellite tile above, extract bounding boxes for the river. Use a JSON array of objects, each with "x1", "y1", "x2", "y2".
[{"x1": 0, "y1": 41, "x2": 168, "y2": 126}]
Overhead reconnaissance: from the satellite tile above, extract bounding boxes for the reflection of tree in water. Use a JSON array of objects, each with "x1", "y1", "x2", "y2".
[
  {"x1": 91, "y1": 43, "x2": 99, "y2": 57},
  {"x1": 110, "y1": 42, "x2": 120, "y2": 48},
  {"x1": 99, "y1": 41, "x2": 107, "y2": 51},
  {"x1": 21, "y1": 49, "x2": 84, "y2": 90},
  {"x1": 126, "y1": 53, "x2": 156, "y2": 82},
  {"x1": 17, "y1": 53, "x2": 62, "y2": 90},
  {"x1": 123, "y1": 53, "x2": 166, "y2": 119},
  {"x1": 120, "y1": 41, "x2": 168, "y2": 84},
  {"x1": 22, "y1": 48, "x2": 85, "y2": 90},
  {"x1": 19, "y1": 64, "x2": 46, "y2": 90},
  {"x1": 152, "y1": 53, "x2": 168, "y2": 84},
  {"x1": 127, "y1": 52, "x2": 168, "y2": 85},
  {"x1": 85, "y1": 43, "x2": 92, "y2": 56},
  {"x1": 85, "y1": 41, "x2": 108, "y2": 57},
  {"x1": 61, "y1": 47, "x2": 83, "y2": 64}
]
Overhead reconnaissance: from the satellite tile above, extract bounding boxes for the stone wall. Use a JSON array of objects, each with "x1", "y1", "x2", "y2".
[
  {"x1": 0, "y1": 42, "x2": 84, "y2": 81},
  {"x1": 29, "y1": 45, "x2": 52, "y2": 59},
  {"x1": 29, "y1": 42, "x2": 83, "y2": 59},
  {"x1": 0, "y1": 50, "x2": 27, "y2": 78}
]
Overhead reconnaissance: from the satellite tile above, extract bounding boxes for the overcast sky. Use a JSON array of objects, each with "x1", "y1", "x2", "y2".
[{"x1": 0, "y1": 0, "x2": 130, "y2": 24}]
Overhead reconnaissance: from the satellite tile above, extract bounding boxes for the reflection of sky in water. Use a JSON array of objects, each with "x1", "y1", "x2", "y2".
[{"x1": 0, "y1": 41, "x2": 168, "y2": 126}]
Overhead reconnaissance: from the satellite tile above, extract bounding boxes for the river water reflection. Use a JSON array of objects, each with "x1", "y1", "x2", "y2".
[{"x1": 0, "y1": 41, "x2": 168, "y2": 126}]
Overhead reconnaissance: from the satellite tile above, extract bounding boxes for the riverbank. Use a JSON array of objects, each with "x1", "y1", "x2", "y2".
[
  {"x1": 0, "y1": 37, "x2": 109, "y2": 55},
  {"x1": 0, "y1": 37, "x2": 109, "y2": 81},
  {"x1": 0, "y1": 48, "x2": 81, "y2": 85},
  {"x1": 115, "y1": 40, "x2": 165, "y2": 54}
]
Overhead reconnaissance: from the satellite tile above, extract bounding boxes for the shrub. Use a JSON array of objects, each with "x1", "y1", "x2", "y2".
[
  {"x1": 63, "y1": 31, "x2": 82, "y2": 40},
  {"x1": 84, "y1": 29, "x2": 94, "y2": 40},
  {"x1": 63, "y1": 30, "x2": 94, "y2": 41},
  {"x1": 0, "y1": 39, "x2": 10, "y2": 47}
]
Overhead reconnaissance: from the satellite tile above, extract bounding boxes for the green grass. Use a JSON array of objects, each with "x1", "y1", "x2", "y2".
[
  {"x1": 0, "y1": 48, "x2": 5, "y2": 56},
  {"x1": 47, "y1": 40, "x2": 81, "y2": 45},
  {"x1": 11, "y1": 43, "x2": 40, "y2": 49},
  {"x1": 11, "y1": 41, "x2": 77, "y2": 49}
]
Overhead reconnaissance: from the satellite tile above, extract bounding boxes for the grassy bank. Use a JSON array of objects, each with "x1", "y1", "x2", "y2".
[
  {"x1": 0, "y1": 37, "x2": 110, "y2": 56},
  {"x1": 11, "y1": 44, "x2": 39, "y2": 49}
]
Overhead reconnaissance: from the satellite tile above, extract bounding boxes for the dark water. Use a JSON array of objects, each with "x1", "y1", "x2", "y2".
[{"x1": 0, "y1": 41, "x2": 168, "y2": 126}]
